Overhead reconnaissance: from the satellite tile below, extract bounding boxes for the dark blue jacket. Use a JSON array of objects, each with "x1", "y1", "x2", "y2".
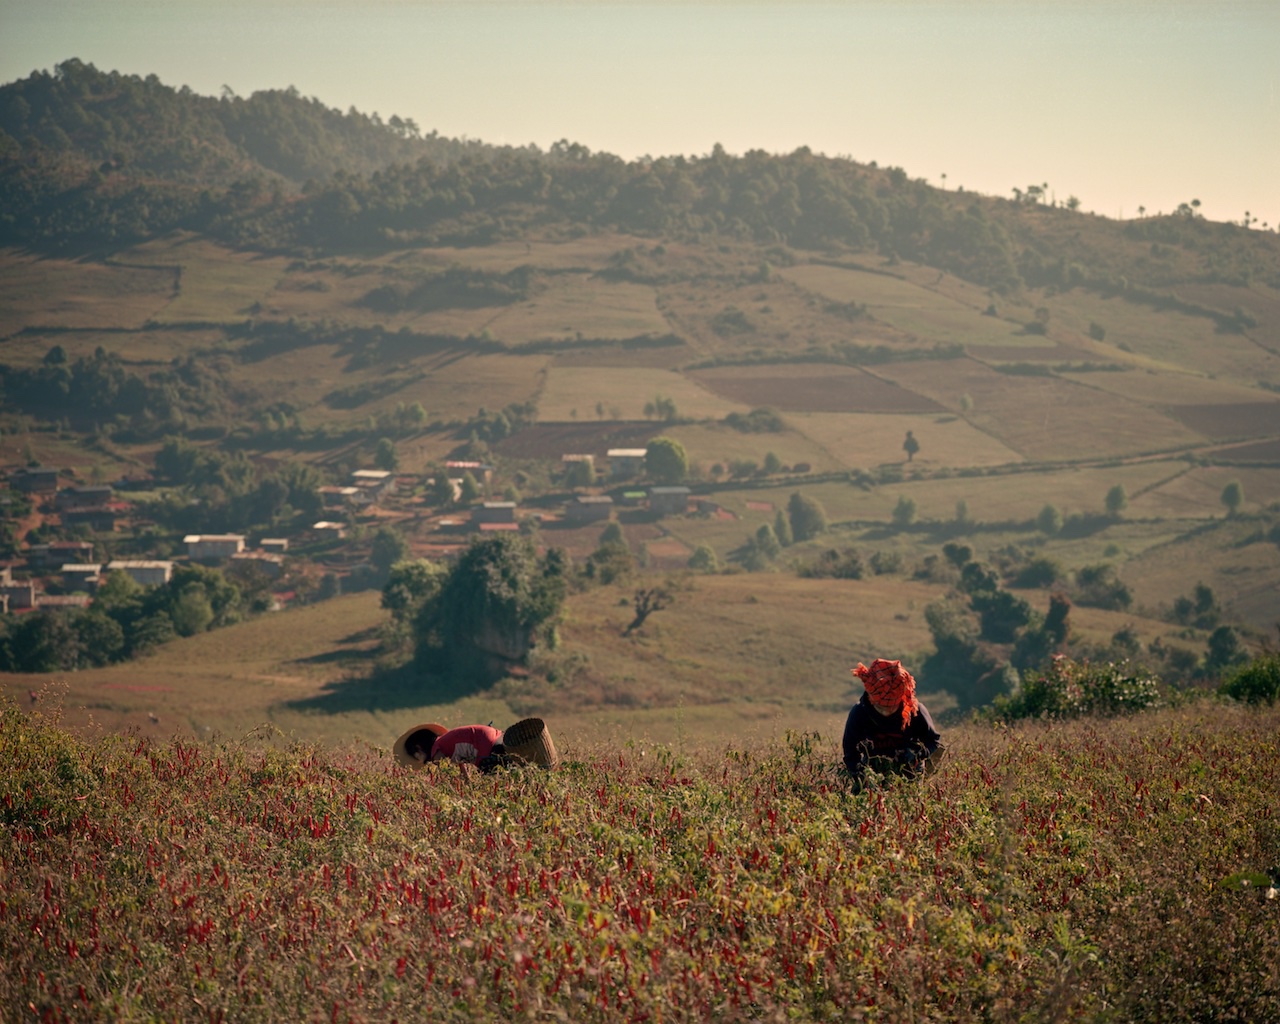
[{"x1": 842, "y1": 693, "x2": 941, "y2": 774}]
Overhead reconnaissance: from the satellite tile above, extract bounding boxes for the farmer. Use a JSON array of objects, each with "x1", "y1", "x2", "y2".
[
  {"x1": 842, "y1": 658, "x2": 943, "y2": 787},
  {"x1": 394, "y1": 722, "x2": 503, "y2": 767},
  {"x1": 393, "y1": 718, "x2": 559, "y2": 771}
]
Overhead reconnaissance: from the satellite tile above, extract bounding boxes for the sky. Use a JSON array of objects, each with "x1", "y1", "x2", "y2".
[{"x1": 3, "y1": 1, "x2": 1278, "y2": 228}]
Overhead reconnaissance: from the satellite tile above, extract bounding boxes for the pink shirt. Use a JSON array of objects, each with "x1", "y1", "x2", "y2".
[{"x1": 431, "y1": 725, "x2": 502, "y2": 764}]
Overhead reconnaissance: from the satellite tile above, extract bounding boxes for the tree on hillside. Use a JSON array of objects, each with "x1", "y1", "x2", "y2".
[
  {"x1": 370, "y1": 526, "x2": 409, "y2": 579},
  {"x1": 565, "y1": 459, "x2": 595, "y2": 489},
  {"x1": 942, "y1": 542, "x2": 973, "y2": 568},
  {"x1": 787, "y1": 492, "x2": 828, "y2": 542},
  {"x1": 413, "y1": 534, "x2": 567, "y2": 679},
  {"x1": 167, "y1": 563, "x2": 242, "y2": 630},
  {"x1": 380, "y1": 559, "x2": 446, "y2": 627},
  {"x1": 170, "y1": 586, "x2": 214, "y2": 637},
  {"x1": 585, "y1": 531, "x2": 634, "y2": 585},
  {"x1": 643, "y1": 396, "x2": 678, "y2": 423},
  {"x1": 645, "y1": 437, "x2": 688, "y2": 484},
  {"x1": 1036, "y1": 504, "x2": 1063, "y2": 537},
  {"x1": 1014, "y1": 556, "x2": 1062, "y2": 589},
  {"x1": 902, "y1": 430, "x2": 919, "y2": 462},
  {"x1": 1105, "y1": 484, "x2": 1128, "y2": 518},
  {"x1": 754, "y1": 523, "x2": 782, "y2": 560},
  {"x1": 1074, "y1": 564, "x2": 1132, "y2": 611},
  {"x1": 917, "y1": 598, "x2": 1011, "y2": 710},
  {"x1": 1221, "y1": 480, "x2": 1244, "y2": 517},
  {"x1": 380, "y1": 558, "x2": 447, "y2": 650},
  {"x1": 892, "y1": 495, "x2": 917, "y2": 528},
  {"x1": 625, "y1": 586, "x2": 672, "y2": 636},
  {"x1": 1203, "y1": 625, "x2": 1247, "y2": 678},
  {"x1": 688, "y1": 544, "x2": 719, "y2": 572},
  {"x1": 773, "y1": 509, "x2": 793, "y2": 547},
  {"x1": 1173, "y1": 582, "x2": 1220, "y2": 630},
  {"x1": 459, "y1": 471, "x2": 482, "y2": 504},
  {"x1": 374, "y1": 437, "x2": 399, "y2": 471},
  {"x1": 426, "y1": 468, "x2": 456, "y2": 509}
]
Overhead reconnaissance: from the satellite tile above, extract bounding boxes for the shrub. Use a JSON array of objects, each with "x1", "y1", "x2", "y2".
[
  {"x1": 990, "y1": 656, "x2": 1163, "y2": 722},
  {"x1": 722, "y1": 407, "x2": 784, "y2": 433},
  {"x1": 1218, "y1": 654, "x2": 1280, "y2": 705},
  {"x1": 787, "y1": 492, "x2": 828, "y2": 542},
  {"x1": 799, "y1": 547, "x2": 863, "y2": 579},
  {"x1": 687, "y1": 544, "x2": 719, "y2": 573},
  {"x1": 1074, "y1": 564, "x2": 1132, "y2": 611},
  {"x1": 1014, "y1": 556, "x2": 1063, "y2": 589}
]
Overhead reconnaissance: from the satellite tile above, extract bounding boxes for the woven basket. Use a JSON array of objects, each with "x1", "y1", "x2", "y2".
[{"x1": 502, "y1": 717, "x2": 559, "y2": 769}]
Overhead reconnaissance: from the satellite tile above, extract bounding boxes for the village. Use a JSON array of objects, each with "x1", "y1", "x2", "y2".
[{"x1": 0, "y1": 447, "x2": 706, "y2": 615}]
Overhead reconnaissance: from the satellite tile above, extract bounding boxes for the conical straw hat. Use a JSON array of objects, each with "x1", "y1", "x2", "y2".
[
  {"x1": 502, "y1": 717, "x2": 559, "y2": 769},
  {"x1": 392, "y1": 723, "x2": 447, "y2": 768}
]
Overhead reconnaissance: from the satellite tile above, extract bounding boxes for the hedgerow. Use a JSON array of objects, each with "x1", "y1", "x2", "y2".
[{"x1": 2, "y1": 699, "x2": 1277, "y2": 1022}]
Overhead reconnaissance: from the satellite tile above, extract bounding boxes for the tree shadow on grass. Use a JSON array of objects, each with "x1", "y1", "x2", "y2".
[{"x1": 283, "y1": 658, "x2": 492, "y2": 715}]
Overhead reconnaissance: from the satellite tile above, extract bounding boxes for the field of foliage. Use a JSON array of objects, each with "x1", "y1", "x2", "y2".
[{"x1": 3, "y1": 696, "x2": 1278, "y2": 1023}]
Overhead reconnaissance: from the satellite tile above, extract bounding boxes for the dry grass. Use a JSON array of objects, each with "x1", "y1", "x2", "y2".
[
  {"x1": 536, "y1": 366, "x2": 744, "y2": 421},
  {"x1": 786, "y1": 410, "x2": 1023, "y2": 470},
  {"x1": 874, "y1": 358, "x2": 1206, "y2": 459},
  {"x1": 482, "y1": 277, "x2": 669, "y2": 344},
  {"x1": 370, "y1": 351, "x2": 548, "y2": 422},
  {"x1": 1057, "y1": 367, "x2": 1274, "y2": 406},
  {"x1": 780, "y1": 263, "x2": 1035, "y2": 347},
  {"x1": 0, "y1": 549, "x2": 1249, "y2": 758},
  {"x1": 781, "y1": 263, "x2": 959, "y2": 309},
  {"x1": 1043, "y1": 288, "x2": 1280, "y2": 386},
  {"x1": 0, "y1": 250, "x2": 174, "y2": 335},
  {"x1": 662, "y1": 422, "x2": 844, "y2": 475},
  {"x1": 1127, "y1": 464, "x2": 1280, "y2": 518},
  {"x1": 395, "y1": 232, "x2": 658, "y2": 273},
  {"x1": 1123, "y1": 517, "x2": 1280, "y2": 632},
  {"x1": 224, "y1": 347, "x2": 547, "y2": 427},
  {"x1": 115, "y1": 237, "x2": 290, "y2": 323}
]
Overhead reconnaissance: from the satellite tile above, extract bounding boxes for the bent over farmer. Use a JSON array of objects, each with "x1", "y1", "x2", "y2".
[
  {"x1": 395, "y1": 723, "x2": 503, "y2": 766},
  {"x1": 843, "y1": 658, "x2": 943, "y2": 786}
]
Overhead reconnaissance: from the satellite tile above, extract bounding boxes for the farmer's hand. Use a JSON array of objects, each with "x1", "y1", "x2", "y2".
[{"x1": 897, "y1": 748, "x2": 920, "y2": 767}]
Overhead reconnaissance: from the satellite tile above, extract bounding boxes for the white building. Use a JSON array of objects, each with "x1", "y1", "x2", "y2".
[
  {"x1": 106, "y1": 560, "x2": 174, "y2": 587},
  {"x1": 184, "y1": 534, "x2": 246, "y2": 561}
]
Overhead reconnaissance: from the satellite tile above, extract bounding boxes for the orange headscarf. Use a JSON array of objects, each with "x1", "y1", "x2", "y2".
[{"x1": 852, "y1": 658, "x2": 918, "y2": 728}]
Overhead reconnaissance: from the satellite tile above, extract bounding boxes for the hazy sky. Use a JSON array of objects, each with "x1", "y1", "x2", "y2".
[{"x1": 3, "y1": 1, "x2": 1277, "y2": 227}]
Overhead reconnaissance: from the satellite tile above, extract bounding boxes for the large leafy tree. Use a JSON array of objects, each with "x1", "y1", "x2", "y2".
[
  {"x1": 412, "y1": 534, "x2": 567, "y2": 679},
  {"x1": 787, "y1": 491, "x2": 828, "y2": 542},
  {"x1": 645, "y1": 437, "x2": 688, "y2": 485}
]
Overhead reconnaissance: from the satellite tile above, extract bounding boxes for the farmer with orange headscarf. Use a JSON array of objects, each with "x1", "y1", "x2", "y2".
[{"x1": 843, "y1": 658, "x2": 943, "y2": 785}]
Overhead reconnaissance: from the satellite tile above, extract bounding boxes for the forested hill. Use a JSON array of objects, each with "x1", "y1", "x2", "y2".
[
  {"x1": 0, "y1": 59, "x2": 501, "y2": 186},
  {"x1": 2, "y1": 60, "x2": 1278, "y2": 298}
]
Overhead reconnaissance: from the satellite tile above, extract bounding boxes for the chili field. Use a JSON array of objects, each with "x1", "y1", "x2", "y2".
[{"x1": 3, "y1": 699, "x2": 1277, "y2": 1023}]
